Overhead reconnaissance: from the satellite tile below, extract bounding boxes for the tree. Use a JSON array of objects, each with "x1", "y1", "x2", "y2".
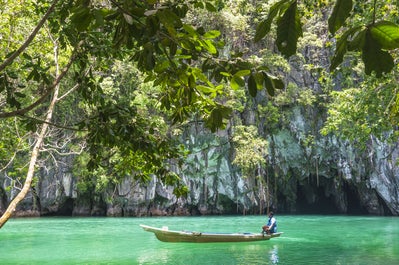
[{"x1": 0, "y1": 0, "x2": 282, "y2": 228}]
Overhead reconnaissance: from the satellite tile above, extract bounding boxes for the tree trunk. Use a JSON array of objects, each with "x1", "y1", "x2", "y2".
[{"x1": 0, "y1": 40, "x2": 61, "y2": 229}]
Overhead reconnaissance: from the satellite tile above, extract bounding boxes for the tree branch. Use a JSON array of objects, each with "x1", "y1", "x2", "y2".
[
  {"x1": 0, "y1": 40, "x2": 84, "y2": 119},
  {"x1": 0, "y1": 0, "x2": 60, "y2": 73}
]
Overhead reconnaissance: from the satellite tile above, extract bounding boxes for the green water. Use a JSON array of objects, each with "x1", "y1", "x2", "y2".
[{"x1": 0, "y1": 215, "x2": 398, "y2": 264}]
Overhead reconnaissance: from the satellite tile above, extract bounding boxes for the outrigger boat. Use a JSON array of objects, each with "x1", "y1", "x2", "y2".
[{"x1": 140, "y1": 224, "x2": 283, "y2": 243}]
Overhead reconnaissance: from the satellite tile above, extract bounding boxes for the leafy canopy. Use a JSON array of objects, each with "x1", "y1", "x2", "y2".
[{"x1": 255, "y1": 0, "x2": 399, "y2": 77}]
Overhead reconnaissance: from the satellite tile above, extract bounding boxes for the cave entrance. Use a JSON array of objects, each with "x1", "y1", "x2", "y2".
[
  {"x1": 44, "y1": 198, "x2": 74, "y2": 216},
  {"x1": 343, "y1": 182, "x2": 368, "y2": 215},
  {"x1": 296, "y1": 183, "x2": 340, "y2": 214},
  {"x1": 0, "y1": 186, "x2": 7, "y2": 211}
]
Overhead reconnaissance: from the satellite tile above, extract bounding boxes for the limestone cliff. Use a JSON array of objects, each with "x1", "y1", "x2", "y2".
[{"x1": 1, "y1": 101, "x2": 398, "y2": 217}]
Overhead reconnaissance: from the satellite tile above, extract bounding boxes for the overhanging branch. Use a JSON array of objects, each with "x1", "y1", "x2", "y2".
[
  {"x1": 0, "y1": 41, "x2": 84, "y2": 119},
  {"x1": 0, "y1": 0, "x2": 60, "y2": 73}
]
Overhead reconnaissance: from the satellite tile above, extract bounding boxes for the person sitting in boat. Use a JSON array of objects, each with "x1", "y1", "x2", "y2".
[{"x1": 262, "y1": 211, "x2": 277, "y2": 234}]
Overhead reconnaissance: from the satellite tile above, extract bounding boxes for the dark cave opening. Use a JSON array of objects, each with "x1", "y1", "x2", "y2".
[
  {"x1": 58, "y1": 198, "x2": 74, "y2": 216},
  {"x1": 0, "y1": 186, "x2": 7, "y2": 212},
  {"x1": 43, "y1": 198, "x2": 74, "y2": 216},
  {"x1": 296, "y1": 183, "x2": 340, "y2": 214},
  {"x1": 343, "y1": 182, "x2": 368, "y2": 215},
  {"x1": 377, "y1": 194, "x2": 394, "y2": 216}
]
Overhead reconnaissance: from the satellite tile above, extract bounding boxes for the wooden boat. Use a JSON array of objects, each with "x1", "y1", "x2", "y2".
[{"x1": 139, "y1": 224, "x2": 283, "y2": 243}]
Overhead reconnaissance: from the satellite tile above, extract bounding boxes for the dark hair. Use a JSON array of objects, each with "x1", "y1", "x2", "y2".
[{"x1": 268, "y1": 211, "x2": 274, "y2": 216}]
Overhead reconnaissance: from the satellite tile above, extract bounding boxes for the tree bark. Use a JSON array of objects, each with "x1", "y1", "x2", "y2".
[
  {"x1": 0, "y1": 91, "x2": 57, "y2": 228},
  {"x1": 0, "y1": 38, "x2": 61, "y2": 229}
]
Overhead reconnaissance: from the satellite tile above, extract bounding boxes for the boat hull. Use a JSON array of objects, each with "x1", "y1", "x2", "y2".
[{"x1": 140, "y1": 224, "x2": 283, "y2": 243}]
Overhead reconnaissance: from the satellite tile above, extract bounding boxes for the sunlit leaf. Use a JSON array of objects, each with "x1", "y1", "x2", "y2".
[
  {"x1": 197, "y1": 85, "x2": 215, "y2": 94},
  {"x1": 370, "y1": 21, "x2": 399, "y2": 49},
  {"x1": 203, "y1": 30, "x2": 220, "y2": 39},
  {"x1": 230, "y1": 76, "x2": 242, "y2": 90},
  {"x1": 201, "y1": 39, "x2": 218, "y2": 54},
  {"x1": 234, "y1": 70, "x2": 251, "y2": 77}
]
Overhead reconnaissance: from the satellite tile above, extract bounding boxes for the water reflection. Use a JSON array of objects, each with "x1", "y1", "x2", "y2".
[
  {"x1": 136, "y1": 243, "x2": 281, "y2": 265},
  {"x1": 268, "y1": 245, "x2": 279, "y2": 264}
]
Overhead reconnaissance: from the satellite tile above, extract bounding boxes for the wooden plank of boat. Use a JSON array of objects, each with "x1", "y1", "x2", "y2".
[{"x1": 140, "y1": 224, "x2": 283, "y2": 243}]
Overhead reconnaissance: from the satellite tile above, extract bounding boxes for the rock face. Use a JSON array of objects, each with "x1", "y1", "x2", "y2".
[
  {"x1": 1, "y1": 104, "x2": 398, "y2": 217},
  {"x1": 266, "y1": 107, "x2": 399, "y2": 216}
]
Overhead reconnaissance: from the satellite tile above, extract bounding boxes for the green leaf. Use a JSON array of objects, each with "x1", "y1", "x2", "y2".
[
  {"x1": 208, "y1": 108, "x2": 223, "y2": 132},
  {"x1": 169, "y1": 42, "x2": 177, "y2": 56},
  {"x1": 248, "y1": 74, "x2": 257, "y2": 97},
  {"x1": 194, "y1": 2, "x2": 204, "y2": 9},
  {"x1": 157, "y1": 9, "x2": 182, "y2": 36},
  {"x1": 362, "y1": 30, "x2": 394, "y2": 77},
  {"x1": 197, "y1": 85, "x2": 215, "y2": 94},
  {"x1": 146, "y1": 15, "x2": 160, "y2": 37},
  {"x1": 188, "y1": 74, "x2": 196, "y2": 88},
  {"x1": 230, "y1": 76, "x2": 243, "y2": 90},
  {"x1": 70, "y1": 6, "x2": 92, "y2": 32},
  {"x1": 180, "y1": 39, "x2": 195, "y2": 50},
  {"x1": 143, "y1": 43, "x2": 155, "y2": 71},
  {"x1": 370, "y1": 21, "x2": 399, "y2": 49},
  {"x1": 270, "y1": 75, "x2": 284, "y2": 90},
  {"x1": 234, "y1": 70, "x2": 251, "y2": 77},
  {"x1": 262, "y1": 72, "x2": 275, "y2": 96},
  {"x1": 253, "y1": 72, "x2": 264, "y2": 90},
  {"x1": 254, "y1": 0, "x2": 292, "y2": 42},
  {"x1": 205, "y1": 2, "x2": 217, "y2": 12},
  {"x1": 328, "y1": 0, "x2": 353, "y2": 34},
  {"x1": 254, "y1": 19, "x2": 271, "y2": 42},
  {"x1": 347, "y1": 28, "x2": 366, "y2": 51},
  {"x1": 200, "y1": 39, "x2": 218, "y2": 54},
  {"x1": 203, "y1": 30, "x2": 221, "y2": 39},
  {"x1": 230, "y1": 70, "x2": 249, "y2": 90},
  {"x1": 220, "y1": 72, "x2": 231, "y2": 77},
  {"x1": 183, "y1": 24, "x2": 198, "y2": 37},
  {"x1": 7, "y1": 96, "x2": 21, "y2": 109},
  {"x1": 330, "y1": 26, "x2": 363, "y2": 71},
  {"x1": 93, "y1": 9, "x2": 107, "y2": 28},
  {"x1": 276, "y1": 1, "x2": 303, "y2": 58},
  {"x1": 205, "y1": 105, "x2": 232, "y2": 132}
]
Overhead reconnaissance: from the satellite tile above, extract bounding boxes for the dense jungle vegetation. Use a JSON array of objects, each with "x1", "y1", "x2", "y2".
[{"x1": 1, "y1": 0, "x2": 399, "y2": 227}]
